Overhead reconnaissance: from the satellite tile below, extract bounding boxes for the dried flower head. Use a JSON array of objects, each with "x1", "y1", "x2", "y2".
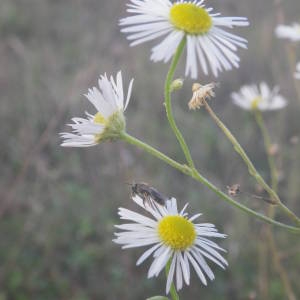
[{"x1": 188, "y1": 82, "x2": 217, "y2": 110}]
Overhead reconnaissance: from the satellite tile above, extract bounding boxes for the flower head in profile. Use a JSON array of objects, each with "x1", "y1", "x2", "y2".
[
  {"x1": 60, "y1": 71, "x2": 134, "y2": 147},
  {"x1": 295, "y1": 62, "x2": 300, "y2": 80},
  {"x1": 114, "y1": 196, "x2": 227, "y2": 294},
  {"x1": 231, "y1": 82, "x2": 287, "y2": 111},
  {"x1": 275, "y1": 23, "x2": 300, "y2": 42},
  {"x1": 120, "y1": 0, "x2": 249, "y2": 78}
]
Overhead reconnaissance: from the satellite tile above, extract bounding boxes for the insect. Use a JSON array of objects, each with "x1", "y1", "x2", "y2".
[
  {"x1": 227, "y1": 184, "x2": 241, "y2": 197},
  {"x1": 129, "y1": 182, "x2": 168, "y2": 207},
  {"x1": 226, "y1": 183, "x2": 277, "y2": 205}
]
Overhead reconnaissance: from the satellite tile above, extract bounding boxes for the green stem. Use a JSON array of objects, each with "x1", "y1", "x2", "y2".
[
  {"x1": 120, "y1": 132, "x2": 190, "y2": 176},
  {"x1": 164, "y1": 37, "x2": 195, "y2": 169},
  {"x1": 165, "y1": 261, "x2": 179, "y2": 300},
  {"x1": 254, "y1": 110, "x2": 296, "y2": 300},
  {"x1": 120, "y1": 132, "x2": 300, "y2": 234},
  {"x1": 254, "y1": 110, "x2": 277, "y2": 192},
  {"x1": 255, "y1": 110, "x2": 300, "y2": 225},
  {"x1": 203, "y1": 101, "x2": 300, "y2": 226}
]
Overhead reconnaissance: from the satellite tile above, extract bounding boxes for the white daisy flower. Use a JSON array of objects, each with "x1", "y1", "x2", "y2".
[
  {"x1": 120, "y1": 0, "x2": 249, "y2": 78},
  {"x1": 60, "y1": 71, "x2": 134, "y2": 147},
  {"x1": 231, "y1": 82, "x2": 287, "y2": 111},
  {"x1": 295, "y1": 62, "x2": 300, "y2": 80},
  {"x1": 275, "y1": 23, "x2": 300, "y2": 42},
  {"x1": 114, "y1": 195, "x2": 227, "y2": 294}
]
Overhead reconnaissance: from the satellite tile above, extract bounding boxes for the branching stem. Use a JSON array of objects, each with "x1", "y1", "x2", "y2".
[
  {"x1": 203, "y1": 100, "x2": 300, "y2": 226},
  {"x1": 120, "y1": 132, "x2": 300, "y2": 234}
]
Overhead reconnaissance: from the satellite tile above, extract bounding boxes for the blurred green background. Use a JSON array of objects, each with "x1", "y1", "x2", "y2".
[{"x1": 0, "y1": 0, "x2": 300, "y2": 299}]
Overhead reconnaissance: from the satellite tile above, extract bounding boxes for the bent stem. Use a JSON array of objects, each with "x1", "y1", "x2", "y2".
[
  {"x1": 254, "y1": 110, "x2": 296, "y2": 300},
  {"x1": 166, "y1": 260, "x2": 180, "y2": 300},
  {"x1": 164, "y1": 37, "x2": 196, "y2": 169},
  {"x1": 203, "y1": 100, "x2": 300, "y2": 226},
  {"x1": 120, "y1": 132, "x2": 300, "y2": 234}
]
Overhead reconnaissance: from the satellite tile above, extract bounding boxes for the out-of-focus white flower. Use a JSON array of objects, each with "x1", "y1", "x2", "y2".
[
  {"x1": 114, "y1": 196, "x2": 227, "y2": 294},
  {"x1": 120, "y1": 0, "x2": 249, "y2": 78},
  {"x1": 275, "y1": 23, "x2": 300, "y2": 42},
  {"x1": 295, "y1": 62, "x2": 300, "y2": 79},
  {"x1": 231, "y1": 83, "x2": 287, "y2": 111},
  {"x1": 60, "y1": 71, "x2": 134, "y2": 147}
]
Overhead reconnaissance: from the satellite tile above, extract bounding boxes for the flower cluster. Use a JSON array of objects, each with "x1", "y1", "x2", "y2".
[{"x1": 59, "y1": 0, "x2": 295, "y2": 297}]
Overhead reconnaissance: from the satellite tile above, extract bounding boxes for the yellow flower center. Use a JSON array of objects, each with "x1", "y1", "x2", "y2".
[
  {"x1": 251, "y1": 96, "x2": 262, "y2": 110},
  {"x1": 170, "y1": 3, "x2": 212, "y2": 35},
  {"x1": 94, "y1": 112, "x2": 107, "y2": 125},
  {"x1": 158, "y1": 215, "x2": 196, "y2": 251}
]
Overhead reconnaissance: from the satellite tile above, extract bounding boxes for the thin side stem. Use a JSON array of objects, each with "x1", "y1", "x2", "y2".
[
  {"x1": 203, "y1": 100, "x2": 300, "y2": 226},
  {"x1": 164, "y1": 37, "x2": 195, "y2": 169},
  {"x1": 189, "y1": 169, "x2": 300, "y2": 233},
  {"x1": 258, "y1": 226, "x2": 269, "y2": 300},
  {"x1": 120, "y1": 132, "x2": 190, "y2": 176},
  {"x1": 165, "y1": 261, "x2": 179, "y2": 300},
  {"x1": 254, "y1": 109, "x2": 275, "y2": 300},
  {"x1": 255, "y1": 110, "x2": 296, "y2": 300},
  {"x1": 254, "y1": 110, "x2": 277, "y2": 193},
  {"x1": 268, "y1": 233, "x2": 296, "y2": 300},
  {"x1": 120, "y1": 132, "x2": 300, "y2": 234}
]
